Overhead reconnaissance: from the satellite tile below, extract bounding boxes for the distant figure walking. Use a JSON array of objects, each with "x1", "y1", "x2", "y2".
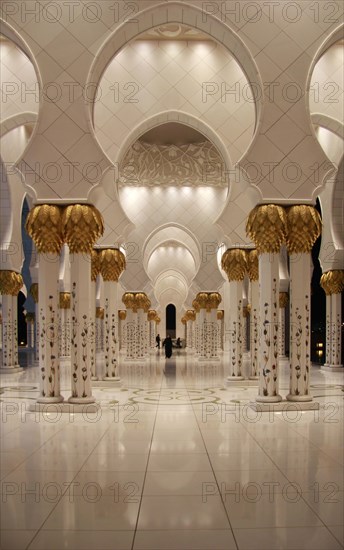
[
  {"x1": 156, "y1": 334, "x2": 161, "y2": 349},
  {"x1": 164, "y1": 335, "x2": 173, "y2": 358}
]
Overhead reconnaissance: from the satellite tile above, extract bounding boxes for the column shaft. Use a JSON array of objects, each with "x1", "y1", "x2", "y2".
[
  {"x1": 37, "y1": 255, "x2": 63, "y2": 402},
  {"x1": 69, "y1": 253, "x2": 95, "y2": 403},
  {"x1": 257, "y1": 253, "x2": 281, "y2": 402}
]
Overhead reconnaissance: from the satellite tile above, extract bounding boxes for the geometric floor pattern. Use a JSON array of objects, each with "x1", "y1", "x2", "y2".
[{"x1": 0, "y1": 350, "x2": 343, "y2": 549}]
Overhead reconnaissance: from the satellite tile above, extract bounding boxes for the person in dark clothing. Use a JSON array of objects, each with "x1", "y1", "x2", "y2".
[
  {"x1": 164, "y1": 335, "x2": 173, "y2": 358},
  {"x1": 156, "y1": 334, "x2": 161, "y2": 348},
  {"x1": 176, "y1": 337, "x2": 181, "y2": 348}
]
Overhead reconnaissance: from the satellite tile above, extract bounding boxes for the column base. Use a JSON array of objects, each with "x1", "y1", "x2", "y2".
[
  {"x1": 102, "y1": 375, "x2": 121, "y2": 382},
  {"x1": 286, "y1": 394, "x2": 313, "y2": 402},
  {"x1": 227, "y1": 375, "x2": 245, "y2": 381},
  {"x1": 29, "y1": 401, "x2": 100, "y2": 413},
  {"x1": 249, "y1": 375, "x2": 259, "y2": 380},
  {"x1": 68, "y1": 396, "x2": 96, "y2": 405},
  {"x1": 123, "y1": 357, "x2": 148, "y2": 362},
  {"x1": 321, "y1": 364, "x2": 343, "y2": 372},
  {"x1": 36, "y1": 396, "x2": 64, "y2": 404},
  {"x1": 91, "y1": 376, "x2": 98, "y2": 381},
  {"x1": 0, "y1": 366, "x2": 24, "y2": 374},
  {"x1": 256, "y1": 394, "x2": 282, "y2": 403},
  {"x1": 250, "y1": 400, "x2": 319, "y2": 412}
]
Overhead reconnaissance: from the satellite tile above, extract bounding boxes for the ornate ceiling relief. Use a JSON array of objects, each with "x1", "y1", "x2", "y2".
[{"x1": 119, "y1": 141, "x2": 227, "y2": 187}]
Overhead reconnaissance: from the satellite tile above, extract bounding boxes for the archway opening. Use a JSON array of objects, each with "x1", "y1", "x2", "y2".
[{"x1": 166, "y1": 303, "x2": 176, "y2": 338}]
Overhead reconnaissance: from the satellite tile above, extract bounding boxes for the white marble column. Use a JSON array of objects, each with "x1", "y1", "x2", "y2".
[
  {"x1": 255, "y1": 253, "x2": 281, "y2": 401},
  {"x1": 228, "y1": 280, "x2": 244, "y2": 380},
  {"x1": 243, "y1": 306, "x2": 249, "y2": 356},
  {"x1": 217, "y1": 310, "x2": 224, "y2": 351},
  {"x1": 0, "y1": 271, "x2": 23, "y2": 373},
  {"x1": 287, "y1": 254, "x2": 312, "y2": 401},
  {"x1": 221, "y1": 249, "x2": 248, "y2": 381},
  {"x1": 26, "y1": 313, "x2": 35, "y2": 349},
  {"x1": 100, "y1": 248, "x2": 125, "y2": 379},
  {"x1": 148, "y1": 310, "x2": 157, "y2": 352},
  {"x1": 278, "y1": 293, "x2": 288, "y2": 358},
  {"x1": 321, "y1": 270, "x2": 343, "y2": 371},
  {"x1": 95, "y1": 306, "x2": 104, "y2": 378},
  {"x1": 286, "y1": 205, "x2": 322, "y2": 401},
  {"x1": 246, "y1": 205, "x2": 288, "y2": 403},
  {"x1": 102, "y1": 281, "x2": 118, "y2": 379},
  {"x1": 249, "y1": 277, "x2": 259, "y2": 380},
  {"x1": 63, "y1": 204, "x2": 104, "y2": 404},
  {"x1": 37, "y1": 256, "x2": 63, "y2": 402},
  {"x1": 59, "y1": 293, "x2": 71, "y2": 360},
  {"x1": 118, "y1": 310, "x2": 126, "y2": 352},
  {"x1": 30, "y1": 283, "x2": 39, "y2": 363}
]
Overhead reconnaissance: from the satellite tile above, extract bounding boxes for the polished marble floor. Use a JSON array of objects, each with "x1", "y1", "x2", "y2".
[{"x1": 0, "y1": 350, "x2": 343, "y2": 550}]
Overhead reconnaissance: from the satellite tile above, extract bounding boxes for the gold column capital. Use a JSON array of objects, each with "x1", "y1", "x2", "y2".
[
  {"x1": 192, "y1": 299, "x2": 200, "y2": 312},
  {"x1": 0, "y1": 270, "x2": 23, "y2": 296},
  {"x1": 247, "y1": 249, "x2": 259, "y2": 281},
  {"x1": 62, "y1": 204, "x2": 104, "y2": 253},
  {"x1": 96, "y1": 306, "x2": 104, "y2": 319},
  {"x1": 196, "y1": 292, "x2": 209, "y2": 310},
  {"x1": 25, "y1": 312, "x2": 35, "y2": 323},
  {"x1": 118, "y1": 310, "x2": 127, "y2": 321},
  {"x1": 185, "y1": 309, "x2": 196, "y2": 321},
  {"x1": 122, "y1": 292, "x2": 135, "y2": 310},
  {"x1": 221, "y1": 248, "x2": 247, "y2": 281},
  {"x1": 217, "y1": 309, "x2": 224, "y2": 320},
  {"x1": 59, "y1": 292, "x2": 71, "y2": 309},
  {"x1": 286, "y1": 205, "x2": 322, "y2": 254},
  {"x1": 30, "y1": 283, "x2": 39, "y2": 303},
  {"x1": 246, "y1": 204, "x2": 287, "y2": 253},
  {"x1": 99, "y1": 248, "x2": 126, "y2": 282},
  {"x1": 25, "y1": 204, "x2": 64, "y2": 254},
  {"x1": 147, "y1": 309, "x2": 156, "y2": 321},
  {"x1": 207, "y1": 292, "x2": 222, "y2": 310},
  {"x1": 279, "y1": 292, "x2": 289, "y2": 308},
  {"x1": 320, "y1": 270, "x2": 344, "y2": 295},
  {"x1": 91, "y1": 249, "x2": 101, "y2": 282}
]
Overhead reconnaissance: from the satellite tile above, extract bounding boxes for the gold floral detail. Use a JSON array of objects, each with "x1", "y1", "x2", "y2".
[
  {"x1": 185, "y1": 310, "x2": 196, "y2": 321},
  {"x1": 122, "y1": 292, "x2": 135, "y2": 310},
  {"x1": 59, "y1": 292, "x2": 71, "y2": 309},
  {"x1": 100, "y1": 248, "x2": 126, "y2": 281},
  {"x1": 147, "y1": 310, "x2": 157, "y2": 321},
  {"x1": 286, "y1": 205, "x2": 322, "y2": 253},
  {"x1": 243, "y1": 306, "x2": 250, "y2": 318},
  {"x1": 118, "y1": 310, "x2": 127, "y2": 321},
  {"x1": 247, "y1": 249, "x2": 259, "y2": 281},
  {"x1": 320, "y1": 270, "x2": 344, "y2": 295},
  {"x1": 279, "y1": 292, "x2": 289, "y2": 308},
  {"x1": 192, "y1": 299, "x2": 200, "y2": 312},
  {"x1": 246, "y1": 204, "x2": 287, "y2": 253},
  {"x1": 196, "y1": 292, "x2": 209, "y2": 310},
  {"x1": 207, "y1": 292, "x2": 222, "y2": 310},
  {"x1": 0, "y1": 270, "x2": 23, "y2": 295},
  {"x1": 25, "y1": 204, "x2": 64, "y2": 254},
  {"x1": 25, "y1": 312, "x2": 35, "y2": 323},
  {"x1": 30, "y1": 283, "x2": 39, "y2": 303},
  {"x1": 62, "y1": 204, "x2": 104, "y2": 253},
  {"x1": 221, "y1": 248, "x2": 247, "y2": 281},
  {"x1": 91, "y1": 249, "x2": 101, "y2": 282},
  {"x1": 217, "y1": 310, "x2": 224, "y2": 320},
  {"x1": 96, "y1": 307, "x2": 104, "y2": 319}
]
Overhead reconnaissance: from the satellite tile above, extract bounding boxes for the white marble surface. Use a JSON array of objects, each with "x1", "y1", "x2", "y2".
[{"x1": 0, "y1": 350, "x2": 343, "y2": 549}]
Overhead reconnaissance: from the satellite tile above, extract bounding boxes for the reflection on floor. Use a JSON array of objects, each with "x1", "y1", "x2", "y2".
[{"x1": 1, "y1": 350, "x2": 343, "y2": 550}]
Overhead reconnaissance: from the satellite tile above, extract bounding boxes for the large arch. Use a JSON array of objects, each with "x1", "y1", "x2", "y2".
[{"x1": 86, "y1": 1, "x2": 262, "y2": 142}]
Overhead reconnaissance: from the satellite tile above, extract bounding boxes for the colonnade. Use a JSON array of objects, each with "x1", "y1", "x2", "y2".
[{"x1": 0, "y1": 202, "x2": 343, "y2": 410}]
